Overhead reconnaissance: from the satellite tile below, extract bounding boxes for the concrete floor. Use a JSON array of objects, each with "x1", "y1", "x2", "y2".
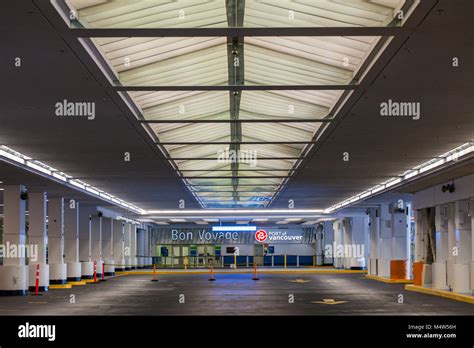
[{"x1": 0, "y1": 273, "x2": 472, "y2": 315}]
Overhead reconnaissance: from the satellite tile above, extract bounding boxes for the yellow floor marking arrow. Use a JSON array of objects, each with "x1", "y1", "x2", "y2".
[
  {"x1": 311, "y1": 299, "x2": 348, "y2": 305},
  {"x1": 289, "y1": 279, "x2": 311, "y2": 283}
]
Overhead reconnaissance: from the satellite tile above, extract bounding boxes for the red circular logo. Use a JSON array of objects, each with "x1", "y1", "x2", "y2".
[{"x1": 255, "y1": 229, "x2": 267, "y2": 242}]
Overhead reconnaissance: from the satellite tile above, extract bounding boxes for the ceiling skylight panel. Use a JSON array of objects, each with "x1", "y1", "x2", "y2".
[
  {"x1": 70, "y1": 0, "x2": 228, "y2": 28},
  {"x1": 243, "y1": 0, "x2": 405, "y2": 27},
  {"x1": 152, "y1": 123, "x2": 230, "y2": 143}
]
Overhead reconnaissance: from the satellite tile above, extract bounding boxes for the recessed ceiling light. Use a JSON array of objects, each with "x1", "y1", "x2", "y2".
[
  {"x1": 236, "y1": 220, "x2": 249, "y2": 224},
  {"x1": 155, "y1": 221, "x2": 169, "y2": 225},
  {"x1": 252, "y1": 218, "x2": 269, "y2": 222},
  {"x1": 285, "y1": 218, "x2": 302, "y2": 222},
  {"x1": 203, "y1": 218, "x2": 219, "y2": 222},
  {"x1": 170, "y1": 218, "x2": 187, "y2": 222},
  {"x1": 276, "y1": 221, "x2": 289, "y2": 224},
  {"x1": 302, "y1": 220, "x2": 319, "y2": 225},
  {"x1": 194, "y1": 221, "x2": 209, "y2": 225}
]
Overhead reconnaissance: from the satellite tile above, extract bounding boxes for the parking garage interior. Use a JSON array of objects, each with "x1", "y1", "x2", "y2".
[{"x1": 0, "y1": 0, "x2": 473, "y2": 346}]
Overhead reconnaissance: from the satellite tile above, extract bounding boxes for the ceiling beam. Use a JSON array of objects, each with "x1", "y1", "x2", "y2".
[
  {"x1": 72, "y1": 27, "x2": 405, "y2": 37},
  {"x1": 114, "y1": 85, "x2": 354, "y2": 91},
  {"x1": 141, "y1": 119, "x2": 333, "y2": 123},
  {"x1": 160, "y1": 141, "x2": 316, "y2": 145}
]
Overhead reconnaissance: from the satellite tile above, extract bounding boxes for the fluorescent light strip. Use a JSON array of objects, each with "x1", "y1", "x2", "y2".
[
  {"x1": 325, "y1": 142, "x2": 474, "y2": 213},
  {"x1": 212, "y1": 225, "x2": 257, "y2": 232},
  {"x1": 0, "y1": 146, "x2": 146, "y2": 215},
  {"x1": 146, "y1": 209, "x2": 325, "y2": 214}
]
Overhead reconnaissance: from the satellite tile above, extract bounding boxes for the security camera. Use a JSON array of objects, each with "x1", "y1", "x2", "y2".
[
  {"x1": 20, "y1": 190, "x2": 29, "y2": 200},
  {"x1": 97, "y1": 211, "x2": 103, "y2": 217}
]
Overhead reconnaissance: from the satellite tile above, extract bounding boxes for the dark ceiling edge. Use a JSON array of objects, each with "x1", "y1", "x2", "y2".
[
  {"x1": 270, "y1": 0, "x2": 439, "y2": 210},
  {"x1": 340, "y1": 151, "x2": 474, "y2": 212},
  {"x1": 0, "y1": 154, "x2": 140, "y2": 216},
  {"x1": 32, "y1": 0, "x2": 201, "y2": 210}
]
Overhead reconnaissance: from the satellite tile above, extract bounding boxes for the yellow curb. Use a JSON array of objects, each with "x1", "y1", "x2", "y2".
[
  {"x1": 366, "y1": 275, "x2": 413, "y2": 284},
  {"x1": 83, "y1": 279, "x2": 100, "y2": 283},
  {"x1": 122, "y1": 270, "x2": 368, "y2": 276},
  {"x1": 49, "y1": 284, "x2": 72, "y2": 289},
  {"x1": 68, "y1": 281, "x2": 87, "y2": 286},
  {"x1": 405, "y1": 284, "x2": 474, "y2": 304}
]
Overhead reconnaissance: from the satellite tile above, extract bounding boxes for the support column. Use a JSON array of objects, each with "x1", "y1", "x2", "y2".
[
  {"x1": 471, "y1": 200, "x2": 474, "y2": 292},
  {"x1": 136, "y1": 228, "x2": 145, "y2": 269},
  {"x1": 0, "y1": 185, "x2": 29, "y2": 295},
  {"x1": 91, "y1": 214, "x2": 103, "y2": 278},
  {"x1": 390, "y1": 201, "x2": 410, "y2": 280},
  {"x1": 79, "y1": 207, "x2": 93, "y2": 279},
  {"x1": 102, "y1": 218, "x2": 114, "y2": 276},
  {"x1": 124, "y1": 223, "x2": 131, "y2": 270},
  {"x1": 332, "y1": 220, "x2": 343, "y2": 269},
  {"x1": 453, "y1": 200, "x2": 471, "y2": 293},
  {"x1": 28, "y1": 192, "x2": 49, "y2": 291},
  {"x1": 433, "y1": 204, "x2": 449, "y2": 289},
  {"x1": 447, "y1": 202, "x2": 456, "y2": 288},
  {"x1": 144, "y1": 226, "x2": 153, "y2": 268},
  {"x1": 130, "y1": 224, "x2": 137, "y2": 269},
  {"x1": 350, "y1": 216, "x2": 367, "y2": 270},
  {"x1": 342, "y1": 218, "x2": 352, "y2": 269},
  {"x1": 321, "y1": 221, "x2": 334, "y2": 265},
  {"x1": 48, "y1": 198, "x2": 67, "y2": 284},
  {"x1": 113, "y1": 220, "x2": 125, "y2": 272},
  {"x1": 378, "y1": 204, "x2": 392, "y2": 277},
  {"x1": 64, "y1": 200, "x2": 81, "y2": 282},
  {"x1": 368, "y1": 208, "x2": 380, "y2": 276}
]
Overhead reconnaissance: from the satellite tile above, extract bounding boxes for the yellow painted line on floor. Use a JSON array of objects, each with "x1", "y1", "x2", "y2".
[
  {"x1": 311, "y1": 299, "x2": 348, "y2": 305},
  {"x1": 28, "y1": 301, "x2": 48, "y2": 304},
  {"x1": 82, "y1": 279, "x2": 99, "y2": 284},
  {"x1": 119, "y1": 269, "x2": 367, "y2": 276},
  {"x1": 49, "y1": 284, "x2": 72, "y2": 289},
  {"x1": 289, "y1": 279, "x2": 311, "y2": 283},
  {"x1": 405, "y1": 284, "x2": 474, "y2": 304},
  {"x1": 68, "y1": 281, "x2": 87, "y2": 286},
  {"x1": 366, "y1": 275, "x2": 413, "y2": 284}
]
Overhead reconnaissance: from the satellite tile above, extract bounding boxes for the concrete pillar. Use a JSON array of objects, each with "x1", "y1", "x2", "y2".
[
  {"x1": 433, "y1": 204, "x2": 449, "y2": 289},
  {"x1": 390, "y1": 201, "x2": 410, "y2": 279},
  {"x1": 378, "y1": 204, "x2": 392, "y2": 277},
  {"x1": 342, "y1": 218, "x2": 352, "y2": 269},
  {"x1": 91, "y1": 215, "x2": 103, "y2": 278},
  {"x1": 130, "y1": 224, "x2": 137, "y2": 269},
  {"x1": 79, "y1": 207, "x2": 93, "y2": 279},
  {"x1": 332, "y1": 220, "x2": 343, "y2": 269},
  {"x1": 322, "y1": 221, "x2": 334, "y2": 265},
  {"x1": 350, "y1": 216, "x2": 367, "y2": 270},
  {"x1": 102, "y1": 218, "x2": 114, "y2": 276},
  {"x1": 113, "y1": 220, "x2": 125, "y2": 271},
  {"x1": 48, "y1": 198, "x2": 67, "y2": 284},
  {"x1": 368, "y1": 207, "x2": 380, "y2": 276},
  {"x1": 447, "y1": 203, "x2": 456, "y2": 288},
  {"x1": 28, "y1": 192, "x2": 49, "y2": 291},
  {"x1": 0, "y1": 185, "x2": 29, "y2": 295},
  {"x1": 414, "y1": 208, "x2": 433, "y2": 286},
  {"x1": 136, "y1": 228, "x2": 145, "y2": 269},
  {"x1": 453, "y1": 200, "x2": 471, "y2": 293},
  {"x1": 144, "y1": 226, "x2": 153, "y2": 268},
  {"x1": 64, "y1": 200, "x2": 81, "y2": 282},
  {"x1": 471, "y1": 200, "x2": 474, "y2": 292},
  {"x1": 124, "y1": 223, "x2": 132, "y2": 270}
]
